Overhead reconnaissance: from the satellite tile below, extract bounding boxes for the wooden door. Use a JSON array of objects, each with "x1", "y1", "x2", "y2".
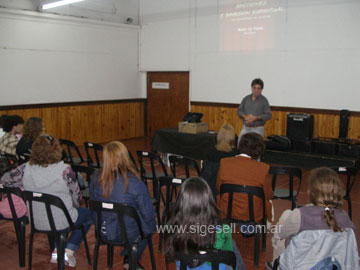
[{"x1": 147, "y1": 72, "x2": 189, "y2": 137}]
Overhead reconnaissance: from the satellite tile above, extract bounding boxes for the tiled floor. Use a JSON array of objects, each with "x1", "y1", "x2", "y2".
[{"x1": 1, "y1": 137, "x2": 359, "y2": 270}]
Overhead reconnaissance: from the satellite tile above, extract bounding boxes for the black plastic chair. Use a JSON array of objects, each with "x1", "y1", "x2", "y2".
[
  {"x1": 166, "y1": 249, "x2": 236, "y2": 270},
  {"x1": 24, "y1": 191, "x2": 91, "y2": 270},
  {"x1": 84, "y1": 142, "x2": 103, "y2": 168},
  {"x1": 157, "y1": 176, "x2": 186, "y2": 252},
  {"x1": 332, "y1": 167, "x2": 357, "y2": 219},
  {"x1": 269, "y1": 166, "x2": 302, "y2": 210},
  {"x1": 168, "y1": 155, "x2": 201, "y2": 178},
  {"x1": 59, "y1": 139, "x2": 85, "y2": 165},
  {"x1": 220, "y1": 184, "x2": 267, "y2": 267},
  {"x1": 0, "y1": 186, "x2": 27, "y2": 267},
  {"x1": 89, "y1": 200, "x2": 156, "y2": 270},
  {"x1": 136, "y1": 150, "x2": 168, "y2": 225},
  {"x1": 71, "y1": 164, "x2": 96, "y2": 208}
]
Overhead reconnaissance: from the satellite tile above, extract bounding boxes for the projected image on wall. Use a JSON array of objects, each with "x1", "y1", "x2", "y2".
[{"x1": 219, "y1": 0, "x2": 286, "y2": 51}]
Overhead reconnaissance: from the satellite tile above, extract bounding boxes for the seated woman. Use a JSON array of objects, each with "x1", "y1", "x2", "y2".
[
  {"x1": 0, "y1": 115, "x2": 24, "y2": 156},
  {"x1": 201, "y1": 124, "x2": 238, "y2": 198},
  {"x1": 165, "y1": 177, "x2": 246, "y2": 270},
  {"x1": 89, "y1": 141, "x2": 156, "y2": 270},
  {"x1": 16, "y1": 117, "x2": 45, "y2": 164},
  {"x1": 0, "y1": 158, "x2": 26, "y2": 219},
  {"x1": 23, "y1": 135, "x2": 91, "y2": 268},
  {"x1": 267, "y1": 167, "x2": 358, "y2": 270},
  {"x1": 217, "y1": 132, "x2": 273, "y2": 225}
]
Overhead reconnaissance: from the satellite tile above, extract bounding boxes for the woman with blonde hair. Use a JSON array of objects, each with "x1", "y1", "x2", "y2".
[
  {"x1": 90, "y1": 141, "x2": 155, "y2": 270},
  {"x1": 267, "y1": 167, "x2": 357, "y2": 269},
  {"x1": 16, "y1": 117, "x2": 45, "y2": 164},
  {"x1": 201, "y1": 124, "x2": 238, "y2": 198}
]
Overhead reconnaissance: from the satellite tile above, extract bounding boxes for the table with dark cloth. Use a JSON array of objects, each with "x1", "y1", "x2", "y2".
[
  {"x1": 151, "y1": 128, "x2": 359, "y2": 169},
  {"x1": 151, "y1": 128, "x2": 216, "y2": 160}
]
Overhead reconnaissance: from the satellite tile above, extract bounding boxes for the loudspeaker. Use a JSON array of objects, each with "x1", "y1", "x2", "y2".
[
  {"x1": 286, "y1": 113, "x2": 314, "y2": 140},
  {"x1": 339, "y1": 109, "x2": 350, "y2": 139}
]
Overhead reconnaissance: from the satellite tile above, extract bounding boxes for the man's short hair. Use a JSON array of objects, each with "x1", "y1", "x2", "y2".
[
  {"x1": 238, "y1": 132, "x2": 265, "y2": 159},
  {"x1": 2, "y1": 115, "x2": 24, "y2": 132},
  {"x1": 251, "y1": 78, "x2": 264, "y2": 89}
]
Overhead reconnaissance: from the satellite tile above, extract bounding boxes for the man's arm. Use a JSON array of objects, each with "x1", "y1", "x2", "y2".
[
  {"x1": 237, "y1": 97, "x2": 248, "y2": 120},
  {"x1": 259, "y1": 98, "x2": 272, "y2": 121}
]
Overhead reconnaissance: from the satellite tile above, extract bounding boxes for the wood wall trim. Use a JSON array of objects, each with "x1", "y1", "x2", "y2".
[
  {"x1": 0, "y1": 99, "x2": 146, "y2": 111},
  {"x1": 190, "y1": 101, "x2": 360, "y2": 116}
]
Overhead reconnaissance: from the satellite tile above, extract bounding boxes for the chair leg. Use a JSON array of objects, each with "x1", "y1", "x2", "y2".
[
  {"x1": 107, "y1": 245, "x2": 114, "y2": 268},
  {"x1": 156, "y1": 203, "x2": 161, "y2": 225},
  {"x1": 262, "y1": 225, "x2": 267, "y2": 252},
  {"x1": 47, "y1": 234, "x2": 55, "y2": 252},
  {"x1": 254, "y1": 231, "x2": 260, "y2": 267},
  {"x1": 81, "y1": 227, "x2": 91, "y2": 265},
  {"x1": 28, "y1": 232, "x2": 34, "y2": 270},
  {"x1": 129, "y1": 245, "x2": 138, "y2": 270},
  {"x1": 19, "y1": 221, "x2": 26, "y2": 267},
  {"x1": 148, "y1": 236, "x2": 156, "y2": 270},
  {"x1": 92, "y1": 241, "x2": 100, "y2": 270},
  {"x1": 56, "y1": 233, "x2": 67, "y2": 270}
]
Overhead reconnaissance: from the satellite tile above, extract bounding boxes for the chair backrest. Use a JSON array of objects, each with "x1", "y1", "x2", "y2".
[
  {"x1": 84, "y1": 142, "x2": 103, "y2": 168},
  {"x1": 71, "y1": 164, "x2": 96, "y2": 189},
  {"x1": 136, "y1": 151, "x2": 168, "y2": 181},
  {"x1": 127, "y1": 150, "x2": 138, "y2": 171},
  {"x1": 24, "y1": 191, "x2": 75, "y2": 232},
  {"x1": 279, "y1": 228, "x2": 359, "y2": 270},
  {"x1": 339, "y1": 109, "x2": 350, "y2": 139},
  {"x1": 89, "y1": 200, "x2": 144, "y2": 245},
  {"x1": 169, "y1": 155, "x2": 200, "y2": 178},
  {"x1": 59, "y1": 139, "x2": 84, "y2": 165},
  {"x1": 0, "y1": 186, "x2": 25, "y2": 220},
  {"x1": 220, "y1": 184, "x2": 266, "y2": 223},
  {"x1": 268, "y1": 166, "x2": 302, "y2": 195},
  {"x1": 159, "y1": 176, "x2": 185, "y2": 210},
  {"x1": 174, "y1": 249, "x2": 236, "y2": 270}
]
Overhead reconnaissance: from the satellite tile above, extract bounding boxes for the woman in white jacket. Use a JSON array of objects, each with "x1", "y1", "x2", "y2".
[{"x1": 23, "y1": 135, "x2": 91, "y2": 268}]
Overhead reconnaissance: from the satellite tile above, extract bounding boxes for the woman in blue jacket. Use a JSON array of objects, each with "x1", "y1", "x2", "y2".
[{"x1": 89, "y1": 141, "x2": 156, "y2": 269}]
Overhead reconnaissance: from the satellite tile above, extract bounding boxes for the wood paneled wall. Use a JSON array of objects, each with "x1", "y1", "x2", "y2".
[
  {"x1": 0, "y1": 100, "x2": 145, "y2": 145},
  {"x1": 191, "y1": 102, "x2": 360, "y2": 140}
]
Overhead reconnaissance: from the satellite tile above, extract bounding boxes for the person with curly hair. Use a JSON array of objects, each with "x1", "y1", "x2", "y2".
[
  {"x1": 16, "y1": 117, "x2": 45, "y2": 164},
  {"x1": 22, "y1": 135, "x2": 92, "y2": 268}
]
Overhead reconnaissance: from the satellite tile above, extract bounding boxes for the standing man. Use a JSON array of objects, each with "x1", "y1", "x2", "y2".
[{"x1": 237, "y1": 78, "x2": 271, "y2": 143}]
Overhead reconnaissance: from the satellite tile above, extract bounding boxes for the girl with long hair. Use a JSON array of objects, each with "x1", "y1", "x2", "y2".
[
  {"x1": 165, "y1": 177, "x2": 245, "y2": 270},
  {"x1": 16, "y1": 117, "x2": 45, "y2": 164},
  {"x1": 90, "y1": 141, "x2": 155, "y2": 270},
  {"x1": 268, "y1": 167, "x2": 356, "y2": 269}
]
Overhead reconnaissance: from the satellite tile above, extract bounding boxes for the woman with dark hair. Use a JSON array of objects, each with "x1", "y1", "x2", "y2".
[
  {"x1": 217, "y1": 133, "x2": 273, "y2": 225},
  {"x1": 267, "y1": 167, "x2": 357, "y2": 269},
  {"x1": 22, "y1": 135, "x2": 91, "y2": 268},
  {"x1": 165, "y1": 177, "x2": 245, "y2": 270},
  {"x1": 89, "y1": 141, "x2": 155, "y2": 270},
  {"x1": 201, "y1": 124, "x2": 238, "y2": 198},
  {"x1": 0, "y1": 115, "x2": 24, "y2": 156},
  {"x1": 16, "y1": 117, "x2": 45, "y2": 164}
]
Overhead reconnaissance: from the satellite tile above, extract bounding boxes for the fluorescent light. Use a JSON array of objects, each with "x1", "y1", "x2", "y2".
[{"x1": 42, "y1": 0, "x2": 86, "y2": 10}]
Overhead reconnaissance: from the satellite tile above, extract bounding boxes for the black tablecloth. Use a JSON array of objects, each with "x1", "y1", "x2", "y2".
[
  {"x1": 262, "y1": 150, "x2": 358, "y2": 169},
  {"x1": 151, "y1": 128, "x2": 216, "y2": 160},
  {"x1": 151, "y1": 128, "x2": 358, "y2": 169}
]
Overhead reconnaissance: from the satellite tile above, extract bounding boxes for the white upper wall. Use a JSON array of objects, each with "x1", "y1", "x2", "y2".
[
  {"x1": 0, "y1": 8, "x2": 141, "y2": 106},
  {"x1": 139, "y1": 0, "x2": 360, "y2": 111}
]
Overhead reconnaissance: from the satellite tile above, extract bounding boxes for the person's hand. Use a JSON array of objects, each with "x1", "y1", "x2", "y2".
[{"x1": 247, "y1": 114, "x2": 256, "y2": 123}]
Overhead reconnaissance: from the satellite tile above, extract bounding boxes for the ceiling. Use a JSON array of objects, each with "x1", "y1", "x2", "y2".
[{"x1": 0, "y1": 0, "x2": 139, "y2": 24}]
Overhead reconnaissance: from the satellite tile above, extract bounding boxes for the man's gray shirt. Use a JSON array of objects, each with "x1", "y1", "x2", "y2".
[{"x1": 237, "y1": 94, "x2": 271, "y2": 127}]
